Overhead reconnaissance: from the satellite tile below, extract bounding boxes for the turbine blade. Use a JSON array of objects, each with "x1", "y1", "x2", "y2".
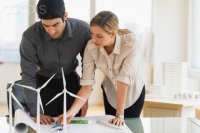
[
  {"x1": 45, "y1": 92, "x2": 64, "y2": 105},
  {"x1": 38, "y1": 94, "x2": 44, "y2": 114},
  {"x1": 40, "y1": 74, "x2": 55, "y2": 89},
  {"x1": 9, "y1": 81, "x2": 15, "y2": 88},
  {"x1": 66, "y1": 91, "x2": 87, "y2": 101},
  {"x1": 61, "y1": 68, "x2": 66, "y2": 88},
  {"x1": 15, "y1": 84, "x2": 36, "y2": 91},
  {"x1": 11, "y1": 93, "x2": 24, "y2": 109}
]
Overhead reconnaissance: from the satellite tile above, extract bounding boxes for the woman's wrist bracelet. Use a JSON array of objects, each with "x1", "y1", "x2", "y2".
[{"x1": 115, "y1": 114, "x2": 124, "y2": 119}]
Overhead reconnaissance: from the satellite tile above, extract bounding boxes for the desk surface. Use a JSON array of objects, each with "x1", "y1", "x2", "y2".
[
  {"x1": 0, "y1": 117, "x2": 200, "y2": 133},
  {"x1": 145, "y1": 98, "x2": 200, "y2": 107},
  {"x1": 125, "y1": 117, "x2": 200, "y2": 133}
]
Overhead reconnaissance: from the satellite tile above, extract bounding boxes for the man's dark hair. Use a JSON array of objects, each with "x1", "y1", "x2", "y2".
[{"x1": 37, "y1": 0, "x2": 65, "y2": 21}]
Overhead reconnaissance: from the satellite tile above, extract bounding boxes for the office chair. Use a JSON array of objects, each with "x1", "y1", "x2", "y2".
[{"x1": 6, "y1": 80, "x2": 30, "y2": 117}]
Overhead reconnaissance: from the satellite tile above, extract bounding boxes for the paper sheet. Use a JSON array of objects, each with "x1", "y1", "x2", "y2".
[
  {"x1": 68, "y1": 116, "x2": 132, "y2": 133},
  {"x1": 14, "y1": 109, "x2": 133, "y2": 133}
]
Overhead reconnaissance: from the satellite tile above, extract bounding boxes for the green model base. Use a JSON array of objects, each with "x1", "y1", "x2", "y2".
[{"x1": 70, "y1": 120, "x2": 89, "y2": 124}]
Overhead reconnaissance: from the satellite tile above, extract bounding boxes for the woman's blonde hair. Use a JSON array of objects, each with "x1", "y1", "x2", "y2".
[{"x1": 90, "y1": 11, "x2": 132, "y2": 35}]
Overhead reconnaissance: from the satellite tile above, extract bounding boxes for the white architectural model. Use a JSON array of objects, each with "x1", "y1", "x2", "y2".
[
  {"x1": 16, "y1": 74, "x2": 55, "y2": 133},
  {"x1": 161, "y1": 62, "x2": 188, "y2": 97},
  {"x1": 7, "y1": 81, "x2": 24, "y2": 133},
  {"x1": 46, "y1": 67, "x2": 86, "y2": 133}
]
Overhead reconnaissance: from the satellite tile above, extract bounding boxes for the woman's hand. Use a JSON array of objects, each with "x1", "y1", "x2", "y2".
[
  {"x1": 108, "y1": 117, "x2": 125, "y2": 126},
  {"x1": 57, "y1": 110, "x2": 75, "y2": 124}
]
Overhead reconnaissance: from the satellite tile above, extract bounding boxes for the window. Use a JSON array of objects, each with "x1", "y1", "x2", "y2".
[
  {"x1": 64, "y1": 0, "x2": 152, "y2": 63},
  {"x1": 0, "y1": 0, "x2": 29, "y2": 62},
  {"x1": 64, "y1": 0, "x2": 152, "y2": 37},
  {"x1": 65, "y1": 0, "x2": 90, "y2": 23},
  {"x1": 189, "y1": 0, "x2": 200, "y2": 79},
  {"x1": 95, "y1": 0, "x2": 152, "y2": 34},
  {"x1": 0, "y1": 0, "x2": 152, "y2": 63},
  {"x1": 95, "y1": 0, "x2": 153, "y2": 63}
]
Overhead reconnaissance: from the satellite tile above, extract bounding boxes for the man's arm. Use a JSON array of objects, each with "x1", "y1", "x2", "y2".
[{"x1": 20, "y1": 32, "x2": 39, "y2": 117}]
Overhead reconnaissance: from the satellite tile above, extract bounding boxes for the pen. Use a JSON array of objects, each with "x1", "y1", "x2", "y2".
[{"x1": 51, "y1": 124, "x2": 62, "y2": 129}]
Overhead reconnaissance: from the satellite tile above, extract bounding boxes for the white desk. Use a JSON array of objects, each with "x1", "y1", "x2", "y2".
[
  {"x1": 1, "y1": 117, "x2": 200, "y2": 133},
  {"x1": 0, "y1": 117, "x2": 10, "y2": 133}
]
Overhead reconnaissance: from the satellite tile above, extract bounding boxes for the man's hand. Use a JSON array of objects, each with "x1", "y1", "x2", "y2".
[
  {"x1": 34, "y1": 114, "x2": 55, "y2": 125},
  {"x1": 57, "y1": 110, "x2": 75, "y2": 124},
  {"x1": 80, "y1": 101, "x2": 88, "y2": 116}
]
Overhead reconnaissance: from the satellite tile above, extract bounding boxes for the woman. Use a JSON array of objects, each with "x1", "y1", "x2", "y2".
[{"x1": 58, "y1": 11, "x2": 145, "y2": 126}]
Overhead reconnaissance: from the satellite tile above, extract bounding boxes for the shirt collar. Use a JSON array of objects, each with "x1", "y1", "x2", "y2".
[
  {"x1": 99, "y1": 47, "x2": 106, "y2": 56},
  {"x1": 65, "y1": 19, "x2": 73, "y2": 39},
  {"x1": 44, "y1": 19, "x2": 73, "y2": 42},
  {"x1": 100, "y1": 34, "x2": 121, "y2": 55},
  {"x1": 113, "y1": 34, "x2": 121, "y2": 55}
]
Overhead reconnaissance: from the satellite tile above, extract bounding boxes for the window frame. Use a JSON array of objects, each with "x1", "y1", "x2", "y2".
[{"x1": 188, "y1": 0, "x2": 200, "y2": 79}]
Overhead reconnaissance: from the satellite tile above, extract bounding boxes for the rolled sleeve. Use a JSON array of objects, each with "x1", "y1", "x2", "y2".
[
  {"x1": 81, "y1": 41, "x2": 96, "y2": 86},
  {"x1": 116, "y1": 75, "x2": 132, "y2": 85},
  {"x1": 80, "y1": 79, "x2": 95, "y2": 86}
]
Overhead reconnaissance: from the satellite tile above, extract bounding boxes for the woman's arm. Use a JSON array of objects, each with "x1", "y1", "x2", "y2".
[
  {"x1": 108, "y1": 81, "x2": 128, "y2": 126},
  {"x1": 69, "y1": 85, "x2": 93, "y2": 115},
  {"x1": 116, "y1": 81, "x2": 128, "y2": 116},
  {"x1": 57, "y1": 85, "x2": 92, "y2": 124},
  {"x1": 110, "y1": 33, "x2": 138, "y2": 126}
]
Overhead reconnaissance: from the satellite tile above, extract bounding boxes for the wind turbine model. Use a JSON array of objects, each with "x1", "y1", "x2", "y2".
[
  {"x1": 46, "y1": 67, "x2": 86, "y2": 133},
  {"x1": 16, "y1": 74, "x2": 55, "y2": 133},
  {"x1": 7, "y1": 81, "x2": 24, "y2": 133}
]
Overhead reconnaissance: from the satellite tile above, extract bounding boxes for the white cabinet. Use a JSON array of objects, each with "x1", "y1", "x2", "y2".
[
  {"x1": 145, "y1": 107, "x2": 179, "y2": 117},
  {"x1": 143, "y1": 99, "x2": 199, "y2": 117}
]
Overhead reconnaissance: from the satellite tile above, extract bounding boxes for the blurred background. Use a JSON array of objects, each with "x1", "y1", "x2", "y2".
[{"x1": 0, "y1": 0, "x2": 199, "y2": 117}]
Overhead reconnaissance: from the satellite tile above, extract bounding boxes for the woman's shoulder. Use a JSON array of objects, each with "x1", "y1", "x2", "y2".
[
  {"x1": 123, "y1": 32, "x2": 136, "y2": 42},
  {"x1": 86, "y1": 39, "x2": 97, "y2": 50},
  {"x1": 121, "y1": 33, "x2": 137, "y2": 47}
]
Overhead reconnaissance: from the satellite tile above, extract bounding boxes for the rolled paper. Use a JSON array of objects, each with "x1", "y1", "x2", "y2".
[{"x1": 96, "y1": 120, "x2": 121, "y2": 130}]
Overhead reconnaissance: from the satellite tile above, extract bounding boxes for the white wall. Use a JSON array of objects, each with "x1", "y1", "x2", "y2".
[
  {"x1": 152, "y1": 0, "x2": 188, "y2": 83},
  {"x1": 0, "y1": 63, "x2": 21, "y2": 103},
  {"x1": 152, "y1": 0, "x2": 200, "y2": 91}
]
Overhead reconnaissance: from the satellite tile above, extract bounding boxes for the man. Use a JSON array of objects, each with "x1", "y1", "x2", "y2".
[{"x1": 20, "y1": 0, "x2": 90, "y2": 124}]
